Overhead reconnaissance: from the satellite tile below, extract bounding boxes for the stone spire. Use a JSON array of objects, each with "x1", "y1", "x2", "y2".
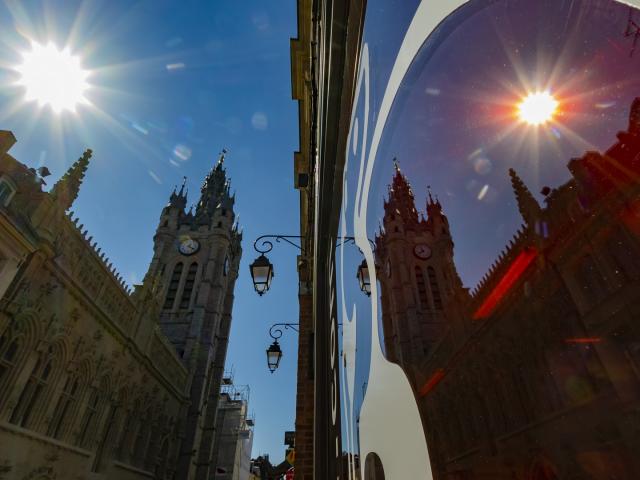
[
  {"x1": 51, "y1": 149, "x2": 92, "y2": 211},
  {"x1": 196, "y1": 149, "x2": 233, "y2": 219},
  {"x1": 426, "y1": 185, "x2": 444, "y2": 218},
  {"x1": 168, "y1": 176, "x2": 188, "y2": 210},
  {"x1": 385, "y1": 158, "x2": 419, "y2": 226},
  {"x1": 509, "y1": 168, "x2": 541, "y2": 227}
]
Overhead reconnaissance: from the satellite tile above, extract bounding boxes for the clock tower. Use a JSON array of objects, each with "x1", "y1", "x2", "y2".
[
  {"x1": 375, "y1": 162, "x2": 468, "y2": 387},
  {"x1": 144, "y1": 151, "x2": 242, "y2": 480}
]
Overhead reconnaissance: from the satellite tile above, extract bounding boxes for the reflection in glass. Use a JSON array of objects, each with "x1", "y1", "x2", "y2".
[
  {"x1": 357, "y1": 259, "x2": 371, "y2": 296},
  {"x1": 371, "y1": 97, "x2": 640, "y2": 479},
  {"x1": 339, "y1": 0, "x2": 640, "y2": 478}
]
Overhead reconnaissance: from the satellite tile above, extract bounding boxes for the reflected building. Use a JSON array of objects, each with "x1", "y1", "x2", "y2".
[
  {"x1": 0, "y1": 132, "x2": 242, "y2": 480},
  {"x1": 375, "y1": 98, "x2": 640, "y2": 479},
  {"x1": 375, "y1": 159, "x2": 468, "y2": 369}
]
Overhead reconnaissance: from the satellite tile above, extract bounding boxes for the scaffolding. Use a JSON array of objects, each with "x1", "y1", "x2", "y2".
[{"x1": 212, "y1": 380, "x2": 255, "y2": 479}]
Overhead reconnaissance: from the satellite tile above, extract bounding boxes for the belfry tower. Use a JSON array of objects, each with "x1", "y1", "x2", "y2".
[
  {"x1": 375, "y1": 162, "x2": 466, "y2": 386},
  {"x1": 145, "y1": 151, "x2": 242, "y2": 480}
]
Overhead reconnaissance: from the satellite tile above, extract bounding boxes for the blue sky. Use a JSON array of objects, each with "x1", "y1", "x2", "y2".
[{"x1": 0, "y1": 0, "x2": 300, "y2": 461}]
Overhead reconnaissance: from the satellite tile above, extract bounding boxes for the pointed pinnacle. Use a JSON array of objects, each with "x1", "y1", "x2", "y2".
[
  {"x1": 178, "y1": 176, "x2": 187, "y2": 196},
  {"x1": 427, "y1": 185, "x2": 434, "y2": 204},
  {"x1": 217, "y1": 148, "x2": 228, "y2": 168},
  {"x1": 508, "y1": 168, "x2": 541, "y2": 226},
  {"x1": 51, "y1": 149, "x2": 92, "y2": 211}
]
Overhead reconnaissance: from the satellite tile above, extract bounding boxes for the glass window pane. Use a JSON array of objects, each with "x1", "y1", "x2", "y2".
[{"x1": 338, "y1": 1, "x2": 640, "y2": 478}]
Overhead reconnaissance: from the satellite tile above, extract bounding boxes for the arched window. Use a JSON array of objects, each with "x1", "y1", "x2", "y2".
[
  {"x1": 364, "y1": 452, "x2": 385, "y2": 480},
  {"x1": 179, "y1": 263, "x2": 198, "y2": 309},
  {"x1": 132, "y1": 410, "x2": 151, "y2": 467},
  {"x1": 415, "y1": 267, "x2": 428, "y2": 310},
  {"x1": 78, "y1": 388, "x2": 100, "y2": 448},
  {"x1": 77, "y1": 379, "x2": 108, "y2": 449},
  {"x1": 0, "y1": 176, "x2": 17, "y2": 206},
  {"x1": 48, "y1": 374, "x2": 81, "y2": 439},
  {"x1": 428, "y1": 267, "x2": 442, "y2": 310},
  {"x1": 144, "y1": 414, "x2": 166, "y2": 470},
  {"x1": 155, "y1": 438, "x2": 169, "y2": 479},
  {"x1": 116, "y1": 399, "x2": 139, "y2": 463},
  {"x1": 92, "y1": 391, "x2": 122, "y2": 473},
  {"x1": 163, "y1": 263, "x2": 183, "y2": 310},
  {"x1": 0, "y1": 328, "x2": 21, "y2": 393},
  {"x1": 10, "y1": 349, "x2": 54, "y2": 428}
]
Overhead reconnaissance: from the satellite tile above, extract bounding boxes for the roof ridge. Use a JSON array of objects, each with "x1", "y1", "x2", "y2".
[{"x1": 66, "y1": 210, "x2": 132, "y2": 295}]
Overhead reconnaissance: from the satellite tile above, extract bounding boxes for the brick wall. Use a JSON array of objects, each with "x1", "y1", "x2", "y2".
[{"x1": 294, "y1": 291, "x2": 314, "y2": 480}]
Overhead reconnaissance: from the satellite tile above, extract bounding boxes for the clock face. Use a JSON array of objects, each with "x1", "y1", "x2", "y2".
[
  {"x1": 178, "y1": 237, "x2": 200, "y2": 256},
  {"x1": 223, "y1": 255, "x2": 229, "y2": 276},
  {"x1": 413, "y1": 243, "x2": 432, "y2": 260}
]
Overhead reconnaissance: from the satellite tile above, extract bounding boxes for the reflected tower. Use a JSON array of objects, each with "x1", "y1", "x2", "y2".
[{"x1": 375, "y1": 161, "x2": 467, "y2": 387}]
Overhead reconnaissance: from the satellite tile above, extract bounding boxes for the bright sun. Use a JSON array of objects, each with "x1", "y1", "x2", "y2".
[
  {"x1": 16, "y1": 42, "x2": 90, "y2": 113},
  {"x1": 517, "y1": 91, "x2": 558, "y2": 125}
]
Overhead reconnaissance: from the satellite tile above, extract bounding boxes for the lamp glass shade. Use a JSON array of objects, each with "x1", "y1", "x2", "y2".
[
  {"x1": 266, "y1": 340, "x2": 283, "y2": 373},
  {"x1": 250, "y1": 254, "x2": 274, "y2": 295},
  {"x1": 357, "y1": 259, "x2": 371, "y2": 296}
]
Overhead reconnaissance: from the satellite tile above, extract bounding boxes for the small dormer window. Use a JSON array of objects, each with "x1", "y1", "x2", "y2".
[
  {"x1": 221, "y1": 208, "x2": 227, "y2": 216},
  {"x1": 0, "y1": 176, "x2": 16, "y2": 207}
]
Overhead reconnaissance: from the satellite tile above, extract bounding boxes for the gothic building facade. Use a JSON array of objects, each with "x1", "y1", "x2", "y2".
[
  {"x1": 0, "y1": 130, "x2": 241, "y2": 480},
  {"x1": 375, "y1": 98, "x2": 640, "y2": 479}
]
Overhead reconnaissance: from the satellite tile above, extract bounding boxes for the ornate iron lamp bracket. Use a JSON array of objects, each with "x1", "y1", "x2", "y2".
[
  {"x1": 253, "y1": 235, "x2": 304, "y2": 255},
  {"x1": 268, "y1": 323, "x2": 300, "y2": 340},
  {"x1": 335, "y1": 236, "x2": 376, "y2": 252},
  {"x1": 252, "y1": 235, "x2": 375, "y2": 255}
]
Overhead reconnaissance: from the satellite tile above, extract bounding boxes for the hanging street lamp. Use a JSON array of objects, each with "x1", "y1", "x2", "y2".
[
  {"x1": 250, "y1": 234, "x2": 376, "y2": 296},
  {"x1": 249, "y1": 254, "x2": 274, "y2": 296},
  {"x1": 266, "y1": 340, "x2": 283, "y2": 373},
  {"x1": 264, "y1": 323, "x2": 299, "y2": 373},
  {"x1": 250, "y1": 235, "x2": 303, "y2": 296},
  {"x1": 357, "y1": 258, "x2": 371, "y2": 296}
]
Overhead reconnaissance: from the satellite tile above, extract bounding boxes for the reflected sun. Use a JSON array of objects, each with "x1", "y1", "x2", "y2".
[
  {"x1": 15, "y1": 42, "x2": 90, "y2": 113},
  {"x1": 517, "y1": 91, "x2": 558, "y2": 125}
]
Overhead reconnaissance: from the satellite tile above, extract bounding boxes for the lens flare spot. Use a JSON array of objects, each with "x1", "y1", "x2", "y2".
[
  {"x1": 166, "y1": 62, "x2": 185, "y2": 71},
  {"x1": 173, "y1": 144, "x2": 192, "y2": 161},
  {"x1": 473, "y1": 157, "x2": 492, "y2": 175},
  {"x1": 251, "y1": 112, "x2": 268, "y2": 130},
  {"x1": 517, "y1": 91, "x2": 558, "y2": 125},
  {"x1": 477, "y1": 184, "x2": 489, "y2": 201},
  {"x1": 148, "y1": 170, "x2": 162, "y2": 184}
]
